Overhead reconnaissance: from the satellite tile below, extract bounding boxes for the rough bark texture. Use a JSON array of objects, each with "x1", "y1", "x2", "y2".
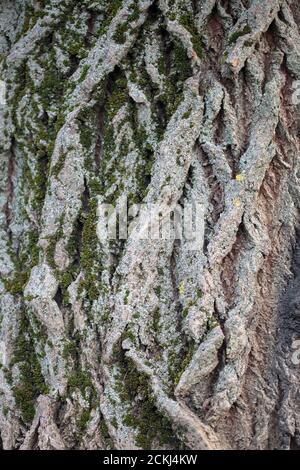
[{"x1": 0, "y1": 0, "x2": 300, "y2": 450}]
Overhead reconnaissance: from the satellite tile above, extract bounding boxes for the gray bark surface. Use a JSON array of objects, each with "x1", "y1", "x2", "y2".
[{"x1": 0, "y1": 0, "x2": 300, "y2": 450}]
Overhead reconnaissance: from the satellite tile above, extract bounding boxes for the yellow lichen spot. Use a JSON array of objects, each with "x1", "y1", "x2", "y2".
[
  {"x1": 233, "y1": 198, "x2": 241, "y2": 207},
  {"x1": 235, "y1": 174, "x2": 244, "y2": 182},
  {"x1": 178, "y1": 281, "x2": 185, "y2": 295}
]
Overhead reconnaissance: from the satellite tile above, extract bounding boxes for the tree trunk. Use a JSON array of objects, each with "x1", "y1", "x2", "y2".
[{"x1": 0, "y1": 0, "x2": 300, "y2": 450}]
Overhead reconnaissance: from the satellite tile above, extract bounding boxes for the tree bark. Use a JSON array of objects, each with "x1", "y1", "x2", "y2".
[{"x1": 0, "y1": 0, "x2": 300, "y2": 450}]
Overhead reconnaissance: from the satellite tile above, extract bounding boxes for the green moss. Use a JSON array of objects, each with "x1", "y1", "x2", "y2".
[
  {"x1": 196, "y1": 288, "x2": 202, "y2": 298},
  {"x1": 27, "y1": 230, "x2": 40, "y2": 266},
  {"x1": 115, "y1": 357, "x2": 179, "y2": 449},
  {"x1": 134, "y1": 399, "x2": 176, "y2": 449},
  {"x1": 101, "y1": 308, "x2": 110, "y2": 322},
  {"x1": 100, "y1": 416, "x2": 109, "y2": 438},
  {"x1": 77, "y1": 409, "x2": 91, "y2": 432},
  {"x1": 168, "y1": 12, "x2": 177, "y2": 21},
  {"x1": 228, "y1": 25, "x2": 252, "y2": 45},
  {"x1": 220, "y1": 51, "x2": 228, "y2": 64},
  {"x1": 39, "y1": 63, "x2": 65, "y2": 110},
  {"x1": 12, "y1": 53, "x2": 66, "y2": 219},
  {"x1": 128, "y1": 2, "x2": 139, "y2": 22},
  {"x1": 125, "y1": 105, "x2": 154, "y2": 203},
  {"x1": 152, "y1": 308, "x2": 161, "y2": 333},
  {"x1": 31, "y1": 150, "x2": 50, "y2": 213},
  {"x1": 113, "y1": 22, "x2": 128, "y2": 44},
  {"x1": 18, "y1": 5, "x2": 45, "y2": 37},
  {"x1": 182, "y1": 109, "x2": 191, "y2": 119},
  {"x1": 98, "y1": 0, "x2": 124, "y2": 36},
  {"x1": 24, "y1": 295, "x2": 35, "y2": 302},
  {"x1": 120, "y1": 327, "x2": 136, "y2": 345},
  {"x1": 179, "y1": 13, "x2": 203, "y2": 58},
  {"x1": 123, "y1": 413, "x2": 135, "y2": 427},
  {"x1": 155, "y1": 38, "x2": 192, "y2": 124},
  {"x1": 123, "y1": 288, "x2": 130, "y2": 305},
  {"x1": 68, "y1": 368, "x2": 93, "y2": 399},
  {"x1": 111, "y1": 417, "x2": 118, "y2": 428},
  {"x1": 172, "y1": 41, "x2": 192, "y2": 82},
  {"x1": 78, "y1": 107, "x2": 95, "y2": 152},
  {"x1": 62, "y1": 335, "x2": 97, "y2": 411},
  {"x1": 80, "y1": 198, "x2": 102, "y2": 302},
  {"x1": 30, "y1": 314, "x2": 48, "y2": 351},
  {"x1": 157, "y1": 267, "x2": 164, "y2": 276},
  {"x1": 206, "y1": 316, "x2": 219, "y2": 332},
  {"x1": 3, "y1": 271, "x2": 29, "y2": 295},
  {"x1": 62, "y1": 341, "x2": 76, "y2": 360},
  {"x1": 45, "y1": 238, "x2": 57, "y2": 269},
  {"x1": 106, "y1": 75, "x2": 128, "y2": 120},
  {"x1": 78, "y1": 64, "x2": 89, "y2": 82},
  {"x1": 4, "y1": 368, "x2": 13, "y2": 386},
  {"x1": 10, "y1": 63, "x2": 30, "y2": 131},
  {"x1": 45, "y1": 217, "x2": 63, "y2": 269},
  {"x1": 3, "y1": 227, "x2": 40, "y2": 299},
  {"x1": 59, "y1": 23, "x2": 88, "y2": 60},
  {"x1": 154, "y1": 286, "x2": 161, "y2": 297},
  {"x1": 60, "y1": 271, "x2": 74, "y2": 290},
  {"x1": 12, "y1": 310, "x2": 48, "y2": 425},
  {"x1": 99, "y1": 414, "x2": 113, "y2": 448},
  {"x1": 182, "y1": 307, "x2": 189, "y2": 318},
  {"x1": 168, "y1": 340, "x2": 195, "y2": 386},
  {"x1": 51, "y1": 150, "x2": 66, "y2": 177}
]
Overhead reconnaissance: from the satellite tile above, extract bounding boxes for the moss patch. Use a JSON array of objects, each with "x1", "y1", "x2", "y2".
[
  {"x1": 228, "y1": 25, "x2": 252, "y2": 45},
  {"x1": 12, "y1": 310, "x2": 48, "y2": 425},
  {"x1": 115, "y1": 356, "x2": 180, "y2": 449},
  {"x1": 179, "y1": 12, "x2": 203, "y2": 58},
  {"x1": 168, "y1": 340, "x2": 195, "y2": 386}
]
